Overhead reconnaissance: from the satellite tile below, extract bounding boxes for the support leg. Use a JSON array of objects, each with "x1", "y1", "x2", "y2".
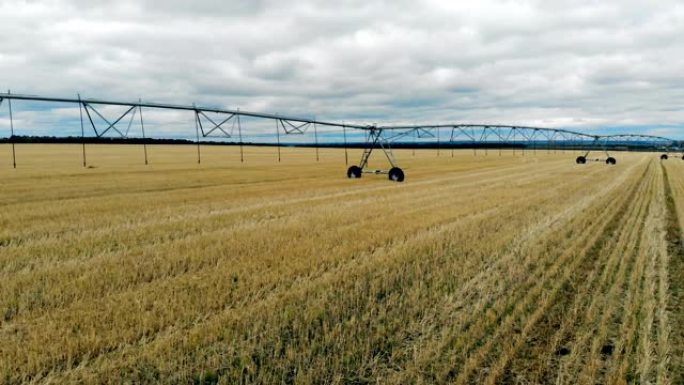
[
  {"x1": 194, "y1": 110, "x2": 201, "y2": 164},
  {"x1": 139, "y1": 102, "x2": 148, "y2": 165},
  {"x1": 78, "y1": 95, "x2": 87, "y2": 167},
  {"x1": 8, "y1": 91, "x2": 16, "y2": 168}
]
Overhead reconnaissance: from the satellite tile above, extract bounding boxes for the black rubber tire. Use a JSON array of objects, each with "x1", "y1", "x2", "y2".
[
  {"x1": 661, "y1": 154, "x2": 669, "y2": 160},
  {"x1": 388, "y1": 167, "x2": 405, "y2": 182},
  {"x1": 606, "y1": 157, "x2": 617, "y2": 165},
  {"x1": 576, "y1": 156, "x2": 586, "y2": 164},
  {"x1": 347, "y1": 165, "x2": 362, "y2": 179}
]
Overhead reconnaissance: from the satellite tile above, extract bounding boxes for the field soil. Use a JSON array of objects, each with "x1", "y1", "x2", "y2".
[{"x1": 1, "y1": 144, "x2": 682, "y2": 384}]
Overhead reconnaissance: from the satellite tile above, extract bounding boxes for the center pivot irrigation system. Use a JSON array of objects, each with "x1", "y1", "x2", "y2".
[{"x1": 0, "y1": 92, "x2": 680, "y2": 182}]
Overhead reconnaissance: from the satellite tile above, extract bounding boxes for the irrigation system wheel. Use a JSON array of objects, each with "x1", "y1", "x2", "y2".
[
  {"x1": 576, "y1": 156, "x2": 587, "y2": 164},
  {"x1": 661, "y1": 154, "x2": 669, "y2": 160},
  {"x1": 388, "y1": 167, "x2": 405, "y2": 182},
  {"x1": 606, "y1": 157, "x2": 617, "y2": 165},
  {"x1": 347, "y1": 165, "x2": 362, "y2": 179}
]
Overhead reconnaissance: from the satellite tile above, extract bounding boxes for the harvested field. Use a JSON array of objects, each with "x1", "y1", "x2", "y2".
[{"x1": 1, "y1": 144, "x2": 682, "y2": 384}]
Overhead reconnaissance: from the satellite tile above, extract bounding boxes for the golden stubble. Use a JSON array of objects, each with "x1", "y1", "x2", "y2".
[{"x1": 0, "y1": 144, "x2": 681, "y2": 384}]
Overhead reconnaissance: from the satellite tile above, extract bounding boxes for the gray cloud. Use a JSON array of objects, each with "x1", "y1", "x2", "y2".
[{"x1": 1, "y1": 0, "x2": 684, "y2": 138}]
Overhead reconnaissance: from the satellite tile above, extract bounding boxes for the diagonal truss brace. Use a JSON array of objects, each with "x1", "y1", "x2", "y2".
[
  {"x1": 581, "y1": 136, "x2": 611, "y2": 158},
  {"x1": 358, "y1": 128, "x2": 398, "y2": 170},
  {"x1": 384, "y1": 127, "x2": 434, "y2": 142},
  {"x1": 195, "y1": 110, "x2": 236, "y2": 138},
  {"x1": 450, "y1": 126, "x2": 477, "y2": 142},
  {"x1": 416, "y1": 128, "x2": 436, "y2": 139},
  {"x1": 278, "y1": 118, "x2": 311, "y2": 134},
  {"x1": 82, "y1": 102, "x2": 137, "y2": 138}
]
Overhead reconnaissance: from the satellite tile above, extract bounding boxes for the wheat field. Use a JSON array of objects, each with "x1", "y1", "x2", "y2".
[{"x1": 1, "y1": 144, "x2": 683, "y2": 384}]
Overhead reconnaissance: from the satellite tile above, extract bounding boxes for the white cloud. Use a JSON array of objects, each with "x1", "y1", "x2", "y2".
[{"x1": 0, "y1": 0, "x2": 683, "y2": 138}]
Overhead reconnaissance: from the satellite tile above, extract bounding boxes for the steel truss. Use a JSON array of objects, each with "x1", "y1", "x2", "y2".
[{"x1": 0, "y1": 92, "x2": 679, "y2": 181}]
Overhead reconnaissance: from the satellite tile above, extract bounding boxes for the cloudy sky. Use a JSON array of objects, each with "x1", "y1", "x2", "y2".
[{"x1": 1, "y1": 0, "x2": 684, "y2": 139}]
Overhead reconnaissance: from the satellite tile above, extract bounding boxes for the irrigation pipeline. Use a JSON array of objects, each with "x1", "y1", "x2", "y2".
[
  {"x1": 0, "y1": 92, "x2": 680, "y2": 177},
  {"x1": 0, "y1": 92, "x2": 678, "y2": 146}
]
